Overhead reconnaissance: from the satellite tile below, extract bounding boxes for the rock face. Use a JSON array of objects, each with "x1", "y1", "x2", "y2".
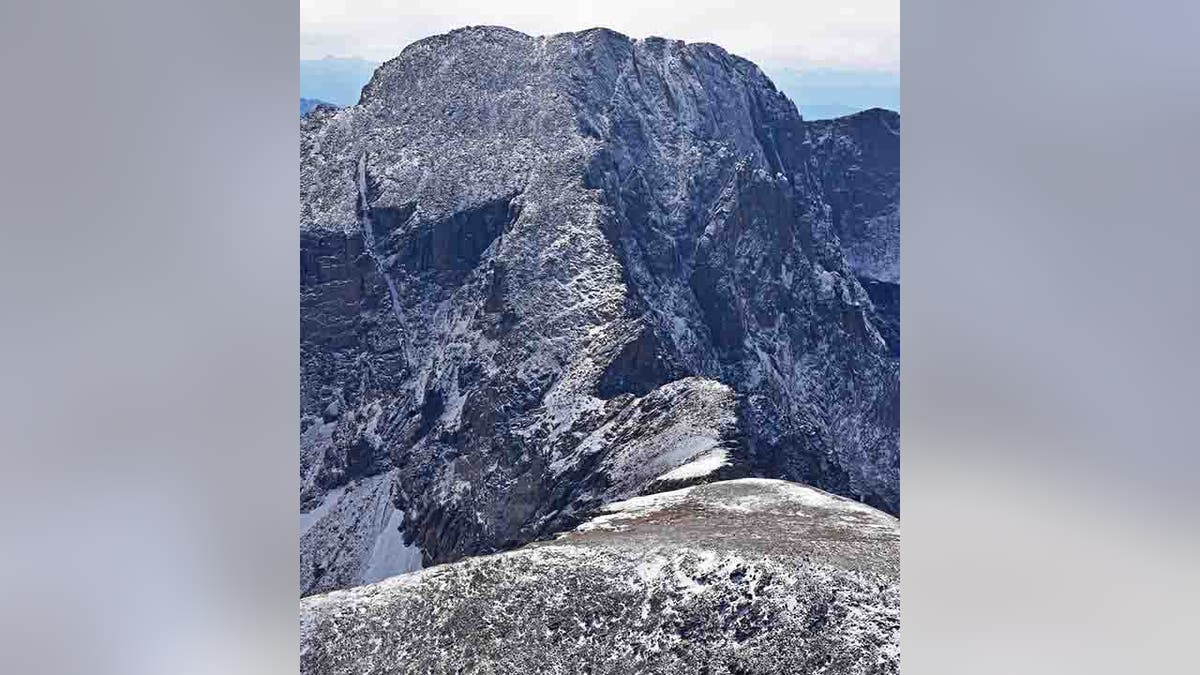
[
  {"x1": 300, "y1": 26, "x2": 900, "y2": 597},
  {"x1": 806, "y1": 108, "x2": 900, "y2": 355},
  {"x1": 301, "y1": 479, "x2": 899, "y2": 674},
  {"x1": 806, "y1": 108, "x2": 899, "y2": 285}
]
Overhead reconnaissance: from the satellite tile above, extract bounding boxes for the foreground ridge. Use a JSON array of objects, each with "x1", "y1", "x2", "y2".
[{"x1": 301, "y1": 478, "x2": 899, "y2": 674}]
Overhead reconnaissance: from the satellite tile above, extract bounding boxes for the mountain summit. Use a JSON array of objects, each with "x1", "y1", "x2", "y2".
[{"x1": 300, "y1": 26, "x2": 899, "y2": 601}]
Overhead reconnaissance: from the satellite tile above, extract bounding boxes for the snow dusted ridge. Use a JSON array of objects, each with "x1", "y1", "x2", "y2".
[
  {"x1": 299, "y1": 25, "x2": 899, "y2": 596},
  {"x1": 301, "y1": 478, "x2": 899, "y2": 674}
]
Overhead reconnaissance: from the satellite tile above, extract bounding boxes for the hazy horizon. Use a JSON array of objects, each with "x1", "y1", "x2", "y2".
[
  {"x1": 300, "y1": 53, "x2": 899, "y2": 120},
  {"x1": 301, "y1": 2, "x2": 899, "y2": 71}
]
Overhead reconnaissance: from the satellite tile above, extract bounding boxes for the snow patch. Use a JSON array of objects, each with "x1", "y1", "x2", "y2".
[
  {"x1": 362, "y1": 507, "x2": 423, "y2": 584},
  {"x1": 300, "y1": 485, "x2": 346, "y2": 536},
  {"x1": 577, "y1": 485, "x2": 696, "y2": 532},
  {"x1": 654, "y1": 448, "x2": 729, "y2": 482},
  {"x1": 714, "y1": 478, "x2": 897, "y2": 523}
]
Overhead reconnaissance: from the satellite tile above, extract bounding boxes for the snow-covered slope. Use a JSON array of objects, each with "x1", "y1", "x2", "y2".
[
  {"x1": 299, "y1": 26, "x2": 899, "y2": 596},
  {"x1": 301, "y1": 478, "x2": 899, "y2": 674}
]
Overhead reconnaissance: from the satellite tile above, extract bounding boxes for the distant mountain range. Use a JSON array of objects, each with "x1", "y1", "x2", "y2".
[
  {"x1": 300, "y1": 57, "x2": 379, "y2": 106},
  {"x1": 766, "y1": 67, "x2": 900, "y2": 119},
  {"x1": 300, "y1": 98, "x2": 334, "y2": 117},
  {"x1": 300, "y1": 56, "x2": 898, "y2": 120}
]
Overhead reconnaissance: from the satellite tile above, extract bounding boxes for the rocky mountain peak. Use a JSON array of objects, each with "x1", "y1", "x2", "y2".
[{"x1": 300, "y1": 26, "x2": 899, "y2": 598}]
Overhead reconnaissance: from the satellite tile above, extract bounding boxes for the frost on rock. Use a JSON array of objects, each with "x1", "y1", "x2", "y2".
[
  {"x1": 300, "y1": 25, "x2": 900, "y2": 596},
  {"x1": 806, "y1": 108, "x2": 900, "y2": 356},
  {"x1": 300, "y1": 470, "x2": 424, "y2": 596},
  {"x1": 301, "y1": 478, "x2": 899, "y2": 674}
]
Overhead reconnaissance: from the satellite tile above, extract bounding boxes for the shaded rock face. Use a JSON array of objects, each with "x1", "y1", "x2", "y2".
[
  {"x1": 806, "y1": 108, "x2": 899, "y2": 285},
  {"x1": 806, "y1": 108, "x2": 900, "y2": 356},
  {"x1": 301, "y1": 479, "x2": 900, "y2": 674},
  {"x1": 300, "y1": 26, "x2": 900, "y2": 595}
]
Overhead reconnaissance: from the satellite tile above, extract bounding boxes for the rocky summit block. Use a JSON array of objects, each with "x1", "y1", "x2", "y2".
[
  {"x1": 300, "y1": 25, "x2": 900, "y2": 596},
  {"x1": 301, "y1": 478, "x2": 899, "y2": 675}
]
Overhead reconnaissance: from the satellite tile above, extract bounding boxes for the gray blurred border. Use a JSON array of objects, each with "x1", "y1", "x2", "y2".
[
  {"x1": 0, "y1": 1, "x2": 299, "y2": 673},
  {"x1": 903, "y1": 1, "x2": 1198, "y2": 673},
  {"x1": 1, "y1": 1, "x2": 1197, "y2": 673}
]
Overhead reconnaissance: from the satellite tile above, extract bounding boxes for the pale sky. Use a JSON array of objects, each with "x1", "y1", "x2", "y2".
[{"x1": 300, "y1": 0, "x2": 899, "y2": 72}]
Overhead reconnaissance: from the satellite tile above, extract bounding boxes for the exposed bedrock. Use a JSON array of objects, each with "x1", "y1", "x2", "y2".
[{"x1": 299, "y1": 26, "x2": 900, "y2": 595}]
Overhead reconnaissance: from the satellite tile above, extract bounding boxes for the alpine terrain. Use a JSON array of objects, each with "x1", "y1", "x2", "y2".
[{"x1": 300, "y1": 26, "x2": 899, "y2": 673}]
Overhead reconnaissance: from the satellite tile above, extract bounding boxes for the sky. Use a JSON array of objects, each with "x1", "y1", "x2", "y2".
[{"x1": 300, "y1": 0, "x2": 899, "y2": 73}]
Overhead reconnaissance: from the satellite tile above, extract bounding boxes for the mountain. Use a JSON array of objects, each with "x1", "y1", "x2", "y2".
[
  {"x1": 795, "y1": 103, "x2": 863, "y2": 120},
  {"x1": 299, "y1": 23, "x2": 899, "y2": 618},
  {"x1": 301, "y1": 98, "x2": 336, "y2": 117},
  {"x1": 300, "y1": 57, "x2": 380, "y2": 106},
  {"x1": 302, "y1": 479, "x2": 899, "y2": 674},
  {"x1": 807, "y1": 108, "x2": 901, "y2": 355},
  {"x1": 299, "y1": 58, "x2": 898, "y2": 121},
  {"x1": 766, "y1": 68, "x2": 900, "y2": 120}
]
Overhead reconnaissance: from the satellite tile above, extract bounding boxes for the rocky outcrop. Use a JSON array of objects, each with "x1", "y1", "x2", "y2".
[
  {"x1": 300, "y1": 26, "x2": 900, "y2": 596},
  {"x1": 806, "y1": 108, "x2": 900, "y2": 355},
  {"x1": 301, "y1": 479, "x2": 899, "y2": 674}
]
